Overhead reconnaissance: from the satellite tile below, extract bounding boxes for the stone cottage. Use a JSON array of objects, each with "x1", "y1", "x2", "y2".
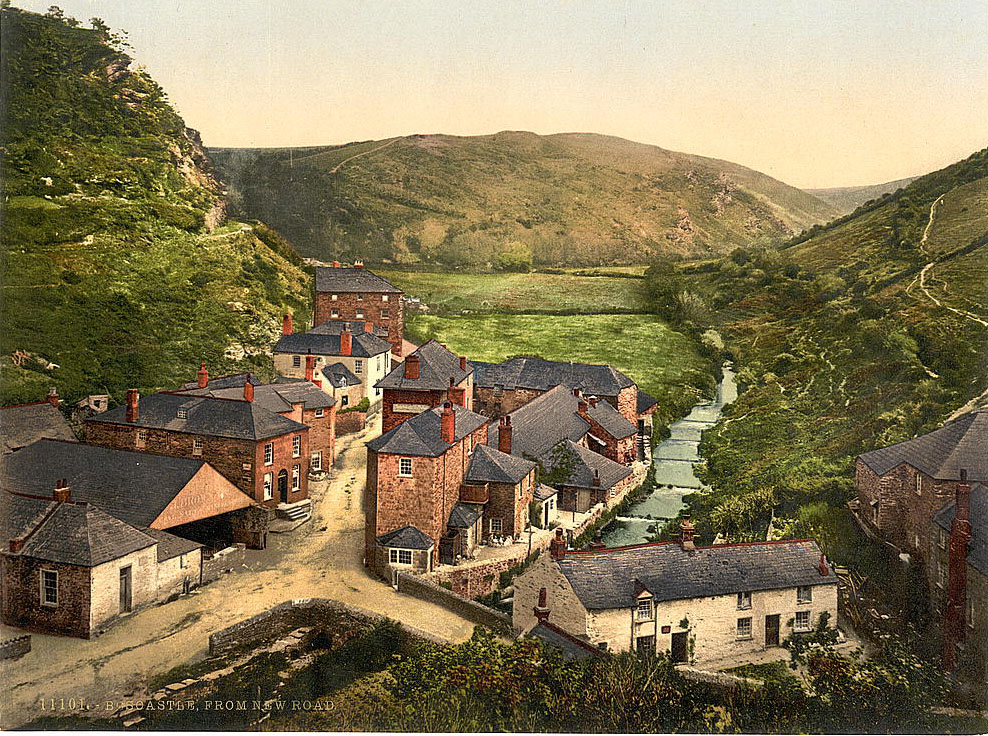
[
  {"x1": 376, "y1": 340, "x2": 473, "y2": 432},
  {"x1": 1, "y1": 393, "x2": 75, "y2": 455},
  {"x1": 313, "y1": 263, "x2": 405, "y2": 356}
]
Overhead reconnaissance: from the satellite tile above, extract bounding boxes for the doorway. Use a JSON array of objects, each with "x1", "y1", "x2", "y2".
[
  {"x1": 670, "y1": 631, "x2": 688, "y2": 663},
  {"x1": 119, "y1": 566, "x2": 133, "y2": 613},
  {"x1": 765, "y1": 614, "x2": 780, "y2": 647},
  {"x1": 278, "y1": 469, "x2": 289, "y2": 503}
]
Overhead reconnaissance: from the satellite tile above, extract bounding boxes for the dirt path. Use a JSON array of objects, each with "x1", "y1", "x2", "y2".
[
  {"x1": 329, "y1": 139, "x2": 398, "y2": 174},
  {"x1": 0, "y1": 418, "x2": 475, "y2": 728}
]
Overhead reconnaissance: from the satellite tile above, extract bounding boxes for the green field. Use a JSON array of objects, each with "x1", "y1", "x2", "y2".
[
  {"x1": 378, "y1": 270, "x2": 649, "y2": 315},
  {"x1": 407, "y1": 313, "x2": 716, "y2": 425}
]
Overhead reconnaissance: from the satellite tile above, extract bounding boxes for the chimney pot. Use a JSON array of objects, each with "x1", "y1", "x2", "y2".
[
  {"x1": 441, "y1": 400, "x2": 455, "y2": 444},
  {"x1": 305, "y1": 355, "x2": 316, "y2": 383},
  {"x1": 54, "y1": 478, "x2": 71, "y2": 503},
  {"x1": 819, "y1": 553, "x2": 829, "y2": 576},
  {"x1": 592, "y1": 469, "x2": 600, "y2": 487},
  {"x1": 354, "y1": 260, "x2": 364, "y2": 269},
  {"x1": 125, "y1": 389, "x2": 139, "y2": 423},
  {"x1": 332, "y1": 260, "x2": 340, "y2": 268},
  {"x1": 679, "y1": 515, "x2": 696, "y2": 552},
  {"x1": 340, "y1": 324, "x2": 352, "y2": 357},
  {"x1": 550, "y1": 528, "x2": 567, "y2": 560},
  {"x1": 460, "y1": 356, "x2": 467, "y2": 372},
  {"x1": 404, "y1": 354, "x2": 420, "y2": 380},
  {"x1": 9, "y1": 538, "x2": 24, "y2": 554},
  {"x1": 244, "y1": 378, "x2": 254, "y2": 402},
  {"x1": 282, "y1": 313, "x2": 293, "y2": 336},
  {"x1": 578, "y1": 399, "x2": 589, "y2": 415},
  {"x1": 47, "y1": 387, "x2": 60, "y2": 408},
  {"x1": 589, "y1": 396, "x2": 598, "y2": 409},
  {"x1": 498, "y1": 414, "x2": 513, "y2": 455},
  {"x1": 533, "y1": 586, "x2": 551, "y2": 622},
  {"x1": 365, "y1": 321, "x2": 374, "y2": 333},
  {"x1": 197, "y1": 362, "x2": 209, "y2": 388},
  {"x1": 573, "y1": 387, "x2": 581, "y2": 398},
  {"x1": 960, "y1": 468, "x2": 968, "y2": 482}
]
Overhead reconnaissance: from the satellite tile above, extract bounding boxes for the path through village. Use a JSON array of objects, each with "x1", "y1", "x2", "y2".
[{"x1": 0, "y1": 417, "x2": 476, "y2": 728}]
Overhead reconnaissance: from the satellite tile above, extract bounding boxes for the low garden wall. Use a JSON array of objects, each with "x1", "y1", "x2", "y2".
[
  {"x1": 396, "y1": 572, "x2": 511, "y2": 633},
  {"x1": 202, "y1": 544, "x2": 246, "y2": 585},
  {"x1": 0, "y1": 634, "x2": 31, "y2": 660},
  {"x1": 335, "y1": 410, "x2": 367, "y2": 436}
]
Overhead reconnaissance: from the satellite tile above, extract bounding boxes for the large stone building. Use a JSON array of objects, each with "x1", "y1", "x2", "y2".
[
  {"x1": 928, "y1": 481, "x2": 987, "y2": 691},
  {"x1": 1, "y1": 393, "x2": 75, "y2": 455},
  {"x1": 313, "y1": 264, "x2": 404, "y2": 356},
  {"x1": 274, "y1": 319, "x2": 392, "y2": 407},
  {"x1": 513, "y1": 525, "x2": 839, "y2": 667},
  {"x1": 854, "y1": 409, "x2": 987, "y2": 560},
  {"x1": 376, "y1": 340, "x2": 473, "y2": 432},
  {"x1": 85, "y1": 388, "x2": 311, "y2": 508}
]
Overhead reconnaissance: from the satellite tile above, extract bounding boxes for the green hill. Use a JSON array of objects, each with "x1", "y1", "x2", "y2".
[
  {"x1": 0, "y1": 6, "x2": 312, "y2": 404},
  {"x1": 806, "y1": 176, "x2": 918, "y2": 214},
  {"x1": 211, "y1": 132, "x2": 838, "y2": 267}
]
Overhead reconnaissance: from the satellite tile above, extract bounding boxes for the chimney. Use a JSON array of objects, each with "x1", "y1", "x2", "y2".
[
  {"x1": 944, "y1": 477, "x2": 973, "y2": 671},
  {"x1": 354, "y1": 260, "x2": 365, "y2": 269},
  {"x1": 578, "y1": 398, "x2": 589, "y2": 416},
  {"x1": 533, "y1": 587, "x2": 551, "y2": 622},
  {"x1": 819, "y1": 553, "x2": 830, "y2": 576},
  {"x1": 679, "y1": 515, "x2": 696, "y2": 552},
  {"x1": 573, "y1": 387, "x2": 582, "y2": 399},
  {"x1": 589, "y1": 533, "x2": 606, "y2": 550},
  {"x1": 404, "y1": 354, "x2": 420, "y2": 380},
  {"x1": 47, "y1": 387, "x2": 59, "y2": 408},
  {"x1": 282, "y1": 313, "x2": 293, "y2": 336},
  {"x1": 340, "y1": 324, "x2": 352, "y2": 357},
  {"x1": 460, "y1": 356, "x2": 467, "y2": 372},
  {"x1": 125, "y1": 389, "x2": 139, "y2": 423},
  {"x1": 549, "y1": 528, "x2": 567, "y2": 560},
  {"x1": 305, "y1": 355, "x2": 316, "y2": 383},
  {"x1": 53, "y1": 478, "x2": 70, "y2": 503},
  {"x1": 588, "y1": 395, "x2": 598, "y2": 409},
  {"x1": 243, "y1": 377, "x2": 254, "y2": 402},
  {"x1": 441, "y1": 401, "x2": 455, "y2": 444},
  {"x1": 332, "y1": 260, "x2": 340, "y2": 268},
  {"x1": 498, "y1": 415, "x2": 513, "y2": 455},
  {"x1": 592, "y1": 469, "x2": 600, "y2": 487},
  {"x1": 197, "y1": 362, "x2": 209, "y2": 388},
  {"x1": 364, "y1": 321, "x2": 374, "y2": 333},
  {"x1": 9, "y1": 538, "x2": 24, "y2": 554}
]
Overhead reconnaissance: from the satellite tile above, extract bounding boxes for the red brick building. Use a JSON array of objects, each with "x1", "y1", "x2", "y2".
[
  {"x1": 854, "y1": 409, "x2": 987, "y2": 560},
  {"x1": 376, "y1": 340, "x2": 473, "y2": 432},
  {"x1": 85, "y1": 388, "x2": 311, "y2": 508},
  {"x1": 313, "y1": 264, "x2": 404, "y2": 357}
]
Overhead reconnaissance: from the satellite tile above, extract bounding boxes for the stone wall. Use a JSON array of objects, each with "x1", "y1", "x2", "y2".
[
  {"x1": 486, "y1": 472, "x2": 536, "y2": 539},
  {"x1": 202, "y1": 544, "x2": 246, "y2": 584},
  {"x1": 89, "y1": 546, "x2": 158, "y2": 634},
  {"x1": 0, "y1": 634, "x2": 31, "y2": 660},
  {"x1": 513, "y1": 553, "x2": 589, "y2": 635},
  {"x1": 473, "y1": 386, "x2": 544, "y2": 419},
  {"x1": 396, "y1": 571, "x2": 511, "y2": 633},
  {"x1": 303, "y1": 406, "x2": 336, "y2": 466},
  {"x1": 382, "y1": 388, "x2": 444, "y2": 433},
  {"x1": 336, "y1": 410, "x2": 367, "y2": 436},
  {"x1": 314, "y1": 290, "x2": 404, "y2": 357},
  {"x1": 1, "y1": 556, "x2": 92, "y2": 637},
  {"x1": 156, "y1": 548, "x2": 203, "y2": 602}
]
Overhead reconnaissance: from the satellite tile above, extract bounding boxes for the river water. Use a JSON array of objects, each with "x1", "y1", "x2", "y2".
[{"x1": 602, "y1": 363, "x2": 738, "y2": 546}]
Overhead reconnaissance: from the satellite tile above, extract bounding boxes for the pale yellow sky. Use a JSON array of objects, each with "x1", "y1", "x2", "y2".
[{"x1": 18, "y1": 0, "x2": 988, "y2": 188}]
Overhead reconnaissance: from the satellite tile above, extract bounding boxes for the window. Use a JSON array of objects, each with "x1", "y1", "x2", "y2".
[
  {"x1": 179, "y1": 554, "x2": 188, "y2": 569},
  {"x1": 292, "y1": 464, "x2": 300, "y2": 491},
  {"x1": 331, "y1": 294, "x2": 338, "y2": 301},
  {"x1": 490, "y1": 518, "x2": 503, "y2": 534},
  {"x1": 381, "y1": 309, "x2": 390, "y2": 319},
  {"x1": 636, "y1": 599, "x2": 653, "y2": 620},
  {"x1": 263, "y1": 472, "x2": 273, "y2": 500},
  {"x1": 292, "y1": 435, "x2": 301, "y2": 458},
  {"x1": 399, "y1": 457, "x2": 413, "y2": 477},
  {"x1": 356, "y1": 309, "x2": 364, "y2": 319},
  {"x1": 341, "y1": 395, "x2": 349, "y2": 407},
  {"x1": 389, "y1": 548, "x2": 413, "y2": 565},
  {"x1": 939, "y1": 528, "x2": 948, "y2": 550},
  {"x1": 331, "y1": 308, "x2": 339, "y2": 318},
  {"x1": 356, "y1": 293, "x2": 364, "y2": 301},
  {"x1": 377, "y1": 355, "x2": 382, "y2": 372},
  {"x1": 382, "y1": 294, "x2": 389, "y2": 303},
  {"x1": 737, "y1": 591, "x2": 752, "y2": 610},
  {"x1": 264, "y1": 442, "x2": 274, "y2": 465},
  {"x1": 915, "y1": 474, "x2": 922, "y2": 495},
  {"x1": 354, "y1": 360, "x2": 363, "y2": 374},
  {"x1": 192, "y1": 437, "x2": 203, "y2": 456},
  {"x1": 315, "y1": 408, "x2": 324, "y2": 418},
  {"x1": 968, "y1": 598, "x2": 976, "y2": 629},
  {"x1": 635, "y1": 635, "x2": 655, "y2": 653},
  {"x1": 136, "y1": 430, "x2": 147, "y2": 448},
  {"x1": 737, "y1": 617, "x2": 753, "y2": 639},
  {"x1": 41, "y1": 570, "x2": 58, "y2": 606},
  {"x1": 794, "y1": 611, "x2": 811, "y2": 631},
  {"x1": 292, "y1": 355, "x2": 301, "y2": 367},
  {"x1": 177, "y1": 408, "x2": 188, "y2": 419},
  {"x1": 937, "y1": 560, "x2": 946, "y2": 589},
  {"x1": 797, "y1": 586, "x2": 813, "y2": 604}
]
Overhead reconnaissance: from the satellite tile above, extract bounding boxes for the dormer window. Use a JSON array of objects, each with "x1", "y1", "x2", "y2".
[
  {"x1": 636, "y1": 598, "x2": 653, "y2": 620},
  {"x1": 737, "y1": 591, "x2": 752, "y2": 610},
  {"x1": 177, "y1": 408, "x2": 188, "y2": 419}
]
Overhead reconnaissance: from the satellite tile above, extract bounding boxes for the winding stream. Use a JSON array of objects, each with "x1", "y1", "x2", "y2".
[{"x1": 602, "y1": 362, "x2": 738, "y2": 546}]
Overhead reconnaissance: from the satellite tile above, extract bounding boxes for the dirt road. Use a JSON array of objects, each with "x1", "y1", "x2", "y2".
[{"x1": 0, "y1": 417, "x2": 476, "y2": 728}]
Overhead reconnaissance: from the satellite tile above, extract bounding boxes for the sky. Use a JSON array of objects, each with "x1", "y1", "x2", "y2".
[{"x1": 16, "y1": 0, "x2": 988, "y2": 188}]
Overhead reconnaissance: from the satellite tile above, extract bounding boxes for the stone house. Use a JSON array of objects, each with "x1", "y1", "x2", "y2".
[
  {"x1": 1, "y1": 393, "x2": 75, "y2": 455},
  {"x1": 513, "y1": 525, "x2": 839, "y2": 667},
  {"x1": 274, "y1": 319, "x2": 392, "y2": 407},
  {"x1": 854, "y1": 409, "x2": 987, "y2": 560},
  {"x1": 320, "y1": 362, "x2": 363, "y2": 411},
  {"x1": 313, "y1": 263, "x2": 404, "y2": 357},
  {"x1": 85, "y1": 388, "x2": 310, "y2": 509},
  {"x1": 927, "y1": 481, "x2": 987, "y2": 690},
  {"x1": 1, "y1": 488, "x2": 202, "y2": 639},
  {"x1": 376, "y1": 340, "x2": 473, "y2": 432},
  {"x1": 177, "y1": 367, "x2": 337, "y2": 474}
]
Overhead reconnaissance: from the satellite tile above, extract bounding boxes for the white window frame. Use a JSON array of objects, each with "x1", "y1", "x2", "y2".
[
  {"x1": 331, "y1": 294, "x2": 338, "y2": 301},
  {"x1": 915, "y1": 474, "x2": 922, "y2": 495},
  {"x1": 262, "y1": 472, "x2": 273, "y2": 501},
  {"x1": 797, "y1": 586, "x2": 813, "y2": 604},
  {"x1": 399, "y1": 457, "x2": 413, "y2": 477},
  {"x1": 315, "y1": 408, "x2": 324, "y2": 418},
  {"x1": 381, "y1": 308, "x2": 390, "y2": 319},
  {"x1": 40, "y1": 569, "x2": 58, "y2": 607},
  {"x1": 736, "y1": 616, "x2": 752, "y2": 639},
  {"x1": 177, "y1": 408, "x2": 188, "y2": 419},
  {"x1": 192, "y1": 436, "x2": 203, "y2": 456},
  {"x1": 968, "y1": 598, "x2": 976, "y2": 629},
  {"x1": 389, "y1": 548, "x2": 413, "y2": 566},
  {"x1": 794, "y1": 610, "x2": 811, "y2": 632},
  {"x1": 292, "y1": 464, "x2": 301, "y2": 491},
  {"x1": 292, "y1": 355, "x2": 301, "y2": 367},
  {"x1": 311, "y1": 451, "x2": 322, "y2": 472},
  {"x1": 938, "y1": 528, "x2": 947, "y2": 550},
  {"x1": 490, "y1": 518, "x2": 503, "y2": 534},
  {"x1": 737, "y1": 591, "x2": 752, "y2": 610},
  {"x1": 356, "y1": 293, "x2": 364, "y2": 301},
  {"x1": 354, "y1": 359, "x2": 363, "y2": 374},
  {"x1": 382, "y1": 294, "x2": 389, "y2": 302},
  {"x1": 264, "y1": 442, "x2": 274, "y2": 466},
  {"x1": 355, "y1": 308, "x2": 364, "y2": 319},
  {"x1": 136, "y1": 429, "x2": 147, "y2": 448},
  {"x1": 292, "y1": 435, "x2": 301, "y2": 458},
  {"x1": 331, "y1": 308, "x2": 339, "y2": 318},
  {"x1": 636, "y1": 598, "x2": 653, "y2": 620}
]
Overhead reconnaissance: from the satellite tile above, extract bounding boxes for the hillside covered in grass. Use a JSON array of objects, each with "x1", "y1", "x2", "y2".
[
  {"x1": 0, "y1": 6, "x2": 313, "y2": 404},
  {"x1": 211, "y1": 133, "x2": 837, "y2": 267}
]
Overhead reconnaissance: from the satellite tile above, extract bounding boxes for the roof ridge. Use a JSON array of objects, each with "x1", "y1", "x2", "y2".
[{"x1": 564, "y1": 537, "x2": 820, "y2": 556}]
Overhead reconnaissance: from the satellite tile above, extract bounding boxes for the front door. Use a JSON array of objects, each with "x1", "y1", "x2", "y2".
[
  {"x1": 670, "y1": 631, "x2": 688, "y2": 663},
  {"x1": 278, "y1": 469, "x2": 289, "y2": 503},
  {"x1": 765, "y1": 614, "x2": 780, "y2": 647},
  {"x1": 119, "y1": 566, "x2": 132, "y2": 613}
]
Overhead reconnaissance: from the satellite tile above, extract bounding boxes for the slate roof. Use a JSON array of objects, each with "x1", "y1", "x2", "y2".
[
  {"x1": 308, "y1": 319, "x2": 389, "y2": 339},
  {"x1": 87, "y1": 392, "x2": 308, "y2": 441},
  {"x1": 934, "y1": 483, "x2": 988, "y2": 575},
  {"x1": 1, "y1": 402, "x2": 76, "y2": 454},
  {"x1": 556, "y1": 539, "x2": 835, "y2": 610},
  {"x1": 376, "y1": 525, "x2": 433, "y2": 550},
  {"x1": 376, "y1": 340, "x2": 472, "y2": 391},
  {"x1": 367, "y1": 403, "x2": 489, "y2": 457},
  {"x1": 448, "y1": 502, "x2": 485, "y2": 529},
  {"x1": 543, "y1": 440, "x2": 633, "y2": 490},
  {"x1": 465, "y1": 444, "x2": 536, "y2": 485},
  {"x1": 1, "y1": 439, "x2": 252, "y2": 529},
  {"x1": 586, "y1": 400, "x2": 636, "y2": 440},
  {"x1": 274, "y1": 328, "x2": 392, "y2": 359},
  {"x1": 144, "y1": 527, "x2": 203, "y2": 562},
  {"x1": 179, "y1": 373, "x2": 259, "y2": 392},
  {"x1": 491, "y1": 385, "x2": 592, "y2": 459},
  {"x1": 637, "y1": 390, "x2": 658, "y2": 415},
  {"x1": 857, "y1": 409, "x2": 987, "y2": 481},
  {"x1": 10, "y1": 498, "x2": 156, "y2": 567},
  {"x1": 534, "y1": 484, "x2": 559, "y2": 501},
  {"x1": 321, "y1": 362, "x2": 362, "y2": 389},
  {"x1": 0, "y1": 490, "x2": 55, "y2": 542},
  {"x1": 180, "y1": 377, "x2": 335, "y2": 412},
  {"x1": 315, "y1": 266, "x2": 403, "y2": 294},
  {"x1": 472, "y1": 357, "x2": 635, "y2": 397},
  {"x1": 528, "y1": 621, "x2": 606, "y2": 660}
]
